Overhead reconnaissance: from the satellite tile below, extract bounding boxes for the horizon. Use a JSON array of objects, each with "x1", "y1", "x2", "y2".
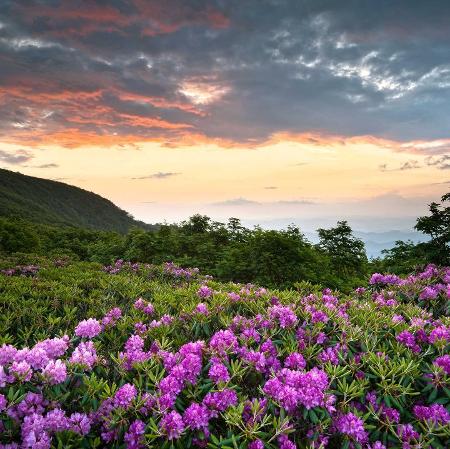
[{"x1": 0, "y1": 1, "x2": 448, "y2": 235}]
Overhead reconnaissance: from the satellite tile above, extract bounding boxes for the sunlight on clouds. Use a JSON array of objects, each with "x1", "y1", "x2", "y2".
[{"x1": 179, "y1": 78, "x2": 230, "y2": 105}]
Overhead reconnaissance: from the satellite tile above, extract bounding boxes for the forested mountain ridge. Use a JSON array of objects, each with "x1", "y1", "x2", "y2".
[{"x1": 0, "y1": 168, "x2": 154, "y2": 233}]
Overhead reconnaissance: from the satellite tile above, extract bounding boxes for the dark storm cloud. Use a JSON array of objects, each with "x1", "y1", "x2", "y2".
[{"x1": 1, "y1": 0, "x2": 450, "y2": 149}]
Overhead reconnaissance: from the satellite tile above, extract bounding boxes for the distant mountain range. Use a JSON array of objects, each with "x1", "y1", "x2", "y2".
[{"x1": 0, "y1": 168, "x2": 154, "y2": 233}]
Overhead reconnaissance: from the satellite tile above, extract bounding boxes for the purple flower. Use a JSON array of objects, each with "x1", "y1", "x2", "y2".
[
  {"x1": 413, "y1": 404, "x2": 450, "y2": 425},
  {"x1": 69, "y1": 412, "x2": 91, "y2": 435},
  {"x1": 311, "y1": 309, "x2": 329, "y2": 324},
  {"x1": 434, "y1": 354, "x2": 450, "y2": 374},
  {"x1": 134, "y1": 322, "x2": 148, "y2": 335},
  {"x1": 143, "y1": 304, "x2": 155, "y2": 315},
  {"x1": 124, "y1": 419, "x2": 146, "y2": 449},
  {"x1": 317, "y1": 346, "x2": 340, "y2": 365},
  {"x1": 21, "y1": 413, "x2": 51, "y2": 449},
  {"x1": 370, "y1": 273, "x2": 401, "y2": 285},
  {"x1": 134, "y1": 298, "x2": 146, "y2": 310},
  {"x1": 42, "y1": 359, "x2": 67, "y2": 385},
  {"x1": 183, "y1": 403, "x2": 209, "y2": 430},
  {"x1": 45, "y1": 408, "x2": 69, "y2": 432},
  {"x1": 203, "y1": 389, "x2": 238, "y2": 417},
  {"x1": 113, "y1": 383, "x2": 137, "y2": 409},
  {"x1": 10, "y1": 392, "x2": 46, "y2": 420},
  {"x1": 159, "y1": 410, "x2": 184, "y2": 440},
  {"x1": 159, "y1": 373, "x2": 184, "y2": 401},
  {"x1": 228, "y1": 292, "x2": 241, "y2": 302},
  {"x1": 419, "y1": 286, "x2": 439, "y2": 300},
  {"x1": 120, "y1": 334, "x2": 149, "y2": 369},
  {"x1": 102, "y1": 307, "x2": 122, "y2": 327},
  {"x1": 396, "y1": 331, "x2": 420, "y2": 352},
  {"x1": 397, "y1": 424, "x2": 419, "y2": 442},
  {"x1": 334, "y1": 412, "x2": 368, "y2": 444},
  {"x1": 249, "y1": 440, "x2": 264, "y2": 449},
  {"x1": 25, "y1": 347, "x2": 49, "y2": 370},
  {"x1": 10, "y1": 361, "x2": 32, "y2": 382},
  {"x1": 316, "y1": 332, "x2": 327, "y2": 344},
  {"x1": 0, "y1": 394, "x2": 7, "y2": 412},
  {"x1": 268, "y1": 305, "x2": 297, "y2": 328},
  {"x1": 75, "y1": 318, "x2": 102, "y2": 339},
  {"x1": 70, "y1": 341, "x2": 97, "y2": 370},
  {"x1": 208, "y1": 361, "x2": 230, "y2": 383},
  {"x1": 195, "y1": 303, "x2": 209, "y2": 315},
  {"x1": 209, "y1": 330, "x2": 238, "y2": 356},
  {"x1": 381, "y1": 406, "x2": 400, "y2": 423},
  {"x1": 0, "y1": 344, "x2": 17, "y2": 365},
  {"x1": 34, "y1": 336, "x2": 69, "y2": 359},
  {"x1": 197, "y1": 285, "x2": 213, "y2": 298},
  {"x1": 278, "y1": 435, "x2": 296, "y2": 449},
  {"x1": 429, "y1": 325, "x2": 449, "y2": 344},
  {"x1": 263, "y1": 367, "x2": 329, "y2": 412},
  {"x1": 368, "y1": 442, "x2": 386, "y2": 449}
]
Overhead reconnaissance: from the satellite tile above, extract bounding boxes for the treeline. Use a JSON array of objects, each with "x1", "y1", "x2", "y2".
[{"x1": 1, "y1": 193, "x2": 448, "y2": 291}]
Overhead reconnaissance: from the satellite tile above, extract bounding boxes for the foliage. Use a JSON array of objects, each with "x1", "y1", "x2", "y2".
[
  {"x1": 414, "y1": 193, "x2": 450, "y2": 266},
  {"x1": 0, "y1": 258, "x2": 449, "y2": 448},
  {"x1": 376, "y1": 193, "x2": 450, "y2": 274}
]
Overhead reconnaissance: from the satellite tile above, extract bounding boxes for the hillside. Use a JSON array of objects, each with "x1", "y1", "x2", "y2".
[
  {"x1": 0, "y1": 168, "x2": 154, "y2": 233},
  {"x1": 0, "y1": 257, "x2": 448, "y2": 447}
]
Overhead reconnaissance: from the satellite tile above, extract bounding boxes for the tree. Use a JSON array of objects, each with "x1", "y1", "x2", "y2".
[
  {"x1": 378, "y1": 240, "x2": 428, "y2": 274},
  {"x1": 181, "y1": 215, "x2": 211, "y2": 234},
  {"x1": 414, "y1": 193, "x2": 449, "y2": 265},
  {"x1": 317, "y1": 221, "x2": 368, "y2": 283}
]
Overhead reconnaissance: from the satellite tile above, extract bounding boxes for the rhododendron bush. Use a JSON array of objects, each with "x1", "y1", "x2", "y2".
[{"x1": 0, "y1": 259, "x2": 449, "y2": 448}]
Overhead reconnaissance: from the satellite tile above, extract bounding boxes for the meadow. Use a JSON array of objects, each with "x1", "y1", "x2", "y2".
[{"x1": 0, "y1": 257, "x2": 448, "y2": 449}]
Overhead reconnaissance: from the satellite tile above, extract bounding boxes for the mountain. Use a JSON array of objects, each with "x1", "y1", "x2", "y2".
[{"x1": 0, "y1": 168, "x2": 154, "y2": 233}]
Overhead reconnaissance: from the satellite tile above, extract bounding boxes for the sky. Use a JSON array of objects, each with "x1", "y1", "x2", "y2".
[{"x1": 0, "y1": 0, "x2": 449, "y2": 233}]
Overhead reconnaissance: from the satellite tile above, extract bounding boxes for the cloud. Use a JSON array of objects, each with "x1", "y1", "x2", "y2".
[
  {"x1": 379, "y1": 160, "x2": 421, "y2": 171},
  {"x1": 211, "y1": 197, "x2": 316, "y2": 207},
  {"x1": 132, "y1": 172, "x2": 181, "y2": 179},
  {"x1": 431, "y1": 180, "x2": 450, "y2": 185},
  {"x1": 1, "y1": 1, "x2": 450, "y2": 150},
  {"x1": 212, "y1": 197, "x2": 261, "y2": 207},
  {"x1": 34, "y1": 163, "x2": 59, "y2": 168},
  {"x1": 425, "y1": 155, "x2": 450, "y2": 170},
  {"x1": 275, "y1": 200, "x2": 316, "y2": 205},
  {"x1": 0, "y1": 148, "x2": 33, "y2": 164}
]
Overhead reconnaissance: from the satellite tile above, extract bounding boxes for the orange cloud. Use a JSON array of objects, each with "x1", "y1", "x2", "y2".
[{"x1": 267, "y1": 132, "x2": 450, "y2": 155}]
